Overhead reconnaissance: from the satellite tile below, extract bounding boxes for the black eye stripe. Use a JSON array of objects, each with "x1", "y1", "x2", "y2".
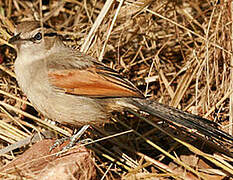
[
  {"x1": 11, "y1": 31, "x2": 59, "y2": 43},
  {"x1": 26, "y1": 32, "x2": 57, "y2": 42},
  {"x1": 44, "y1": 32, "x2": 58, "y2": 37}
]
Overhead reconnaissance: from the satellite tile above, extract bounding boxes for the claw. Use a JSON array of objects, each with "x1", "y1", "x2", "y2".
[{"x1": 49, "y1": 137, "x2": 69, "y2": 152}]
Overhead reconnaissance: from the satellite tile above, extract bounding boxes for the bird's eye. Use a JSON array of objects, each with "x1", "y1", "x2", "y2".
[{"x1": 34, "y1": 32, "x2": 42, "y2": 40}]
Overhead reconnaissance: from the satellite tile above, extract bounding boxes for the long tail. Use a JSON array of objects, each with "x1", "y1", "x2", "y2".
[{"x1": 130, "y1": 99, "x2": 233, "y2": 142}]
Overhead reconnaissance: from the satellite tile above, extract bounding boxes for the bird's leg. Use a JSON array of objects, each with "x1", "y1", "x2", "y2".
[
  {"x1": 62, "y1": 124, "x2": 90, "y2": 150},
  {"x1": 49, "y1": 125, "x2": 90, "y2": 152}
]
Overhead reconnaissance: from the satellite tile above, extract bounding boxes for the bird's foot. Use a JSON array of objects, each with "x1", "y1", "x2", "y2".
[
  {"x1": 50, "y1": 125, "x2": 90, "y2": 155},
  {"x1": 49, "y1": 137, "x2": 70, "y2": 152}
]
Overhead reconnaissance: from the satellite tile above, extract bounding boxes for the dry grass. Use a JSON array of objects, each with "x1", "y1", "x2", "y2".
[{"x1": 0, "y1": 0, "x2": 233, "y2": 179}]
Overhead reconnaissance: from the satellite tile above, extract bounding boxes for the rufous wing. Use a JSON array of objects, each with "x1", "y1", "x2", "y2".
[{"x1": 48, "y1": 66, "x2": 144, "y2": 98}]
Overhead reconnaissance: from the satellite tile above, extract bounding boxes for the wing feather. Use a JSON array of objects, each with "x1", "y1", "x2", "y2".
[{"x1": 47, "y1": 55, "x2": 144, "y2": 98}]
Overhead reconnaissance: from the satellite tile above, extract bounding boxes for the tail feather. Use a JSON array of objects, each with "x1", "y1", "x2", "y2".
[{"x1": 131, "y1": 99, "x2": 233, "y2": 142}]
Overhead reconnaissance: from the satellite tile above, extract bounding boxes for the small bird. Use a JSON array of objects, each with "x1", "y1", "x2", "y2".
[{"x1": 9, "y1": 21, "x2": 233, "y2": 145}]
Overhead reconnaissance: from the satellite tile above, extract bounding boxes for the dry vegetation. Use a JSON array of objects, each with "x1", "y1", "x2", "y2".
[{"x1": 0, "y1": 0, "x2": 233, "y2": 179}]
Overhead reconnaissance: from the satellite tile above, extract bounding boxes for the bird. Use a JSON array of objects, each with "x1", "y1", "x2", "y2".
[{"x1": 8, "y1": 21, "x2": 233, "y2": 148}]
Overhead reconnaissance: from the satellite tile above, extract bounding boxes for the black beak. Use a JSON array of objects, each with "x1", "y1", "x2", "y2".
[{"x1": 9, "y1": 33, "x2": 21, "y2": 44}]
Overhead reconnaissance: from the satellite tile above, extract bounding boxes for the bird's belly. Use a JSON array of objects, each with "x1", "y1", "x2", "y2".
[{"x1": 29, "y1": 92, "x2": 109, "y2": 126}]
